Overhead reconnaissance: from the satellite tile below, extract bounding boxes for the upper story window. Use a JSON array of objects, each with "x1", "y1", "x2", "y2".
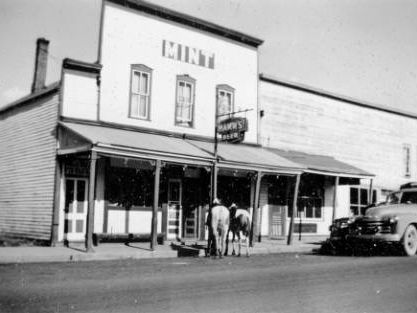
[
  {"x1": 129, "y1": 64, "x2": 152, "y2": 120},
  {"x1": 175, "y1": 75, "x2": 195, "y2": 127},
  {"x1": 216, "y1": 84, "x2": 235, "y2": 118},
  {"x1": 403, "y1": 144, "x2": 411, "y2": 178}
]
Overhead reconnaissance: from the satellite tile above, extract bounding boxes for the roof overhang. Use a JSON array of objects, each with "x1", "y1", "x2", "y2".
[
  {"x1": 268, "y1": 148, "x2": 374, "y2": 179},
  {"x1": 58, "y1": 121, "x2": 214, "y2": 166}
]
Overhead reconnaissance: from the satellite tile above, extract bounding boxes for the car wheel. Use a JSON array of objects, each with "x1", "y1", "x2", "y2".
[{"x1": 402, "y1": 224, "x2": 417, "y2": 256}]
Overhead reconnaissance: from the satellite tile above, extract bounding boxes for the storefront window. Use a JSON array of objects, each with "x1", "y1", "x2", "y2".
[
  {"x1": 105, "y1": 165, "x2": 154, "y2": 208},
  {"x1": 350, "y1": 187, "x2": 376, "y2": 215},
  {"x1": 287, "y1": 174, "x2": 324, "y2": 219}
]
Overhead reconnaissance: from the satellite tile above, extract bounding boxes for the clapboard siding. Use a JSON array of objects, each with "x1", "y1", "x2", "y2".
[
  {"x1": 260, "y1": 81, "x2": 417, "y2": 190},
  {"x1": 0, "y1": 93, "x2": 59, "y2": 240}
]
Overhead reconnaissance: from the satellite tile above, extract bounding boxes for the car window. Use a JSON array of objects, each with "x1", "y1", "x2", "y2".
[
  {"x1": 387, "y1": 192, "x2": 401, "y2": 204},
  {"x1": 400, "y1": 191, "x2": 417, "y2": 204}
]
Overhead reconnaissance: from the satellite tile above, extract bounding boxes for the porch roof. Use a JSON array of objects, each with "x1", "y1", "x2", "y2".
[
  {"x1": 187, "y1": 140, "x2": 304, "y2": 174},
  {"x1": 58, "y1": 122, "x2": 214, "y2": 166},
  {"x1": 268, "y1": 148, "x2": 374, "y2": 179}
]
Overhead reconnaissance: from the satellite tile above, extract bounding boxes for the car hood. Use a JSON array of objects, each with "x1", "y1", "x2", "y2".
[{"x1": 365, "y1": 204, "x2": 417, "y2": 218}]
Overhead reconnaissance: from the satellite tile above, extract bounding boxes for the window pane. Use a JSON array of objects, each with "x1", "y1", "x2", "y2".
[
  {"x1": 218, "y1": 91, "x2": 232, "y2": 115},
  {"x1": 132, "y1": 72, "x2": 140, "y2": 93},
  {"x1": 131, "y1": 95, "x2": 139, "y2": 116},
  {"x1": 404, "y1": 145, "x2": 411, "y2": 177},
  {"x1": 65, "y1": 180, "x2": 74, "y2": 213},
  {"x1": 350, "y1": 188, "x2": 358, "y2": 204},
  {"x1": 306, "y1": 201, "x2": 313, "y2": 218},
  {"x1": 350, "y1": 206, "x2": 359, "y2": 215},
  {"x1": 360, "y1": 188, "x2": 368, "y2": 205},
  {"x1": 139, "y1": 73, "x2": 148, "y2": 94},
  {"x1": 185, "y1": 83, "x2": 191, "y2": 101},
  {"x1": 139, "y1": 95, "x2": 147, "y2": 117},
  {"x1": 65, "y1": 219, "x2": 72, "y2": 233},
  {"x1": 76, "y1": 220, "x2": 84, "y2": 233},
  {"x1": 314, "y1": 205, "x2": 322, "y2": 218}
]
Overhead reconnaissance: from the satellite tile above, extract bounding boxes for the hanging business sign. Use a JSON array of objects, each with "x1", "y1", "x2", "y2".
[
  {"x1": 162, "y1": 40, "x2": 215, "y2": 69},
  {"x1": 217, "y1": 117, "x2": 248, "y2": 143}
]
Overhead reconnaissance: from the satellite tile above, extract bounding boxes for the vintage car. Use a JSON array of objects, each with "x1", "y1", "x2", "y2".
[{"x1": 344, "y1": 182, "x2": 417, "y2": 256}]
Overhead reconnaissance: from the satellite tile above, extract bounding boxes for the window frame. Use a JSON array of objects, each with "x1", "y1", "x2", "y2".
[
  {"x1": 175, "y1": 75, "x2": 196, "y2": 127},
  {"x1": 403, "y1": 144, "x2": 411, "y2": 178},
  {"x1": 216, "y1": 84, "x2": 235, "y2": 119},
  {"x1": 350, "y1": 186, "x2": 377, "y2": 216},
  {"x1": 128, "y1": 64, "x2": 153, "y2": 121}
]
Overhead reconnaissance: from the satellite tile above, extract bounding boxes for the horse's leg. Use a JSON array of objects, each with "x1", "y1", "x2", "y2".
[
  {"x1": 232, "y1": 231, "x2": 236, "y2": 256},
  {"x1": 245, "y1": 232, "x2": 250, "y2": 257},
  {"x1": 224, "y1": 228, "x2": 230, "y2": 256},
  {"x1": 237, "y1": 232, "x2": 242, "y2": 257}
]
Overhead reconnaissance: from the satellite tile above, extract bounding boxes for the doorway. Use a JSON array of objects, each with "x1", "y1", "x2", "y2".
[
  {"x1": 167, "y1": 179, "x2": 182, "y2": 240},
  {"x1": 64, "y1": 178, "x2": 88, "y2": 242}
]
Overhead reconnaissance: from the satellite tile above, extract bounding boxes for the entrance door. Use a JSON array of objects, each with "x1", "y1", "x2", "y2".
[
  {"x1": 167, "y1": 179, "x2": 182, "y2": 240},
  {"x1": 64, "y1": 178, "x2": 88, "y2": 241},
  {"x1": 184, "y1": 208, "x2": 198, "y2": 239}
]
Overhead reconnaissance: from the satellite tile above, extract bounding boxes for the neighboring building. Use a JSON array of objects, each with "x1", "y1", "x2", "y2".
[{"x1": 259, "y1": 73, "x2": 417, "y2": 235}]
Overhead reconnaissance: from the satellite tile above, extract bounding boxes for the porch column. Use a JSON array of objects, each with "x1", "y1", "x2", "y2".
[
  {"x1": 250, "y1": 171, "x2": 262, "y2": 246},
  {"x1": 211, "y1": 162, "x2": 218, "y2": 203},
  {"x1": 287, "y1": 174, "x2": 301, "y2": 246},
  {"x1": 332, "y1": 176, "x2": 339, "y2": 222},
  {"x1": 86, "y1": 151, "x2": 97, "y2": 252},
  {"x1": 368, "y1": 178, "x2": 374, "y2": 204},
  {"x1": 51, "y1": 160, "x2": 62, "y2": 246},
  {"x1": 151, "y1": 159, "x2": 161, "y2": 250}
]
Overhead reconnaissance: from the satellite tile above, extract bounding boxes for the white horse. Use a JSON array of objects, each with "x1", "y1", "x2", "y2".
[
  {"x1": 209, "y1": 204, "x2": 230, "y2": 258},
  {"x1": 227, "y1": 204, "x2": 251, "y2": 257}
]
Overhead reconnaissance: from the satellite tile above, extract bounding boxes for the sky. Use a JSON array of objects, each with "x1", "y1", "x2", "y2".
[{"x1": 0, "y1": 0, "x2": 416, "y2": 113}]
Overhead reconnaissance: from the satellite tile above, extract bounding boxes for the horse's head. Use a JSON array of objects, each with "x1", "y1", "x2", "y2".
[{"x1": 229, "y1": 203, "x2": 238, "y2": 218}]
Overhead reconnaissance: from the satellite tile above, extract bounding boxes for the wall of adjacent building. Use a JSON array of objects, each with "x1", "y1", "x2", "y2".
[
  {"x1": 260, "y1": 79, "x2": 417, "y2": 191},
  {"x1": 0, "y1": 93, "x2": 59, "y2": 240}
]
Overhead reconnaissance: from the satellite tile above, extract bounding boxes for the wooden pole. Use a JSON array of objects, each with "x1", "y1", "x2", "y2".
[
  {"x1": 211, "y1": 163, "x2": 218, "y2": 204},
  {"x1": 151, "y1": 160, "x2": 161, "y2": 250},
  {"x1": 251, "y1": 171, "x2": 262, "y2": 246},
  {"x1": 368, "y1": 178, "x2": 374, "y2": 205},
  {"x1": 50, "y1": 160, "x2": 62, "y2": 246},
  {"x1": 287, "y1": 174, "x2": 300, "y2": 246},
  {"x1": 86, "y1": 151, "x2": 97, "y2": 252},
  {"x1": 332, "y1": 176, "x2": 339, "y2": 223}
]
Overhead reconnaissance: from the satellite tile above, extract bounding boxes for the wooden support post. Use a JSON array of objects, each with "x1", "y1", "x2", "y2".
[
  {"x1": 368, "y1": 178, "x2": 374, "y2": 204},
  {"x1": 86, "y1": 151, "x2": 97, "y2": 252},
  {"x1": 332, "y1": 176, "x2": 339, "y2": 223},
  {"x1": 151, "y1": 160, "x2": 161, "y2": 250},
  {"x1": 287, "y1": 174, "x2": 300, "y2": 246},
  {"x1": 51, "y1": 160, "x2": 62, "y2": 246},
  {"x1": 251, "y1": 171, "x2": 262, "y2": 246},
  {"x1": 211, "y1": 163, "x2": 218, "y2": 204}
]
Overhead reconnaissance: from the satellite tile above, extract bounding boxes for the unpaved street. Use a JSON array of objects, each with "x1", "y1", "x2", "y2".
[{"x1": 1, "y1": 253, "x2": 417, "y2": 313}]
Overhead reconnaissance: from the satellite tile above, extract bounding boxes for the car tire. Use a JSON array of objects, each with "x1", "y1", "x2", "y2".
[{"x1": 402, "y1": 224, "x2": 417, "y2": 256}]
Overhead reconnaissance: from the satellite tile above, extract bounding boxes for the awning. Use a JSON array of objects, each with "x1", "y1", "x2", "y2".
[
  {"x1": 58, "y1": 122, "x2": 214, "y2": 166},
  {"x1": 187, "y1": 140, "x2": 303, "y2": 174},
  {"x1": 268, "y1": 148, "x2": 374, "y2": 178}
]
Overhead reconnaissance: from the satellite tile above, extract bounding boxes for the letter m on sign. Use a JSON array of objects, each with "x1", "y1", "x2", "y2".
[{"x1": 162, "y1": 40, "x2": 178, "y2": 60}]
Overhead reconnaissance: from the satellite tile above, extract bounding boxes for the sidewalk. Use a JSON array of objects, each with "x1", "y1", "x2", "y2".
[{"x1": 0, "y1": 237, "x2": 327, "y2": 264}]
